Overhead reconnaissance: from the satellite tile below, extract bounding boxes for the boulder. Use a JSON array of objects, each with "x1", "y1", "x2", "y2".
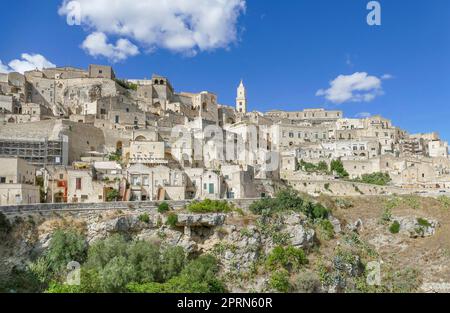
[{"x1": 176, "y1": 214, "x2": 226, "y2": 227}]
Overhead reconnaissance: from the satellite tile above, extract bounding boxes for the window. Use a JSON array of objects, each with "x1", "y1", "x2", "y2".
[
  {"x1": 204, "y1": 183, "x2": 207, "y2": 190},
  {"x1": 0, "y1": 177, "x2": 5, "y2": 183},
  {"x1": 115, "y1": 115, "x2": 120, "y2": 123},
  {"x1": 76, "y1": 178, "x2": 82, "y2": 190},
  {"x1": 59, "y1": 174, "x2": 64, "y2": 180},
  {"x1": 99, "y1": 70, "x2": 103, "y2": 74}
]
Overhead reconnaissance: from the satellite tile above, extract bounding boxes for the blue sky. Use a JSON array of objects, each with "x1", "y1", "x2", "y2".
[{"x1": 1, "y1": 0, "x2": 449, "y2": 140}]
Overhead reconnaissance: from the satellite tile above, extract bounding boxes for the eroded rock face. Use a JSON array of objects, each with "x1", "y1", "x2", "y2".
[
  {"x1": 283, "y1": 213, "x2": 315, "y2": 249},
  {"x1": 329, "y1": 215, "x2": 342, "y2": 234},
  {"x1": 394, "y1": 216, "x2": 439, "y2": 238},
  {"x1": 176, "y1": 214, "x2": 226, "y2": 227},
  {"x1": 87, "y1": 215, "x2": 147, "y2": 243}
]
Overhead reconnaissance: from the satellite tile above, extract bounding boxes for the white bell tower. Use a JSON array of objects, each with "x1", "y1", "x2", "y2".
[{"x1": 236, "y1": 80, "x2": 247, "y2": 114}]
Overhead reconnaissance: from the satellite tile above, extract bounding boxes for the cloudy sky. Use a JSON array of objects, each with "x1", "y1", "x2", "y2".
[{"x1": 1, "y1": 0, "x2": 449, "y2": 139}]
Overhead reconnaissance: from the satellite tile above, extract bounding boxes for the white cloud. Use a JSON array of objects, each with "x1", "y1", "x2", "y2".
[
  {"x1": 58, "y1": 0, "x2": 246, "y2": 60},
  {"x1": 82, "y1": 32, "x2": 139, "y2": 62},
  {"x1": 355, "y1": 112, "x2": 372, "y2": 118},
  {"x1": 0, "y1": 60, "x2": 9, "y2": 73},
  {"x1": 316, "y1": 72, "x2": 385, "y2": 104},
  {"x1": 381, "y1": 74, "x2": 393, "y2": 80},
  {"x1": 0, "y1": 54, "x2": 56, "y2": 74}
]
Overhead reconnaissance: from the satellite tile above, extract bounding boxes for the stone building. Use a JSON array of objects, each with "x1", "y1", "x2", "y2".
[{"x1": 0, "y1": 157, "x2": 40, "y2": 205}]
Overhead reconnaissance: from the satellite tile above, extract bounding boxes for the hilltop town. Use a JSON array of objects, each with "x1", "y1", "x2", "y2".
[{"x1": 0, "y1": 64, "x2": 449, "y2": 206}]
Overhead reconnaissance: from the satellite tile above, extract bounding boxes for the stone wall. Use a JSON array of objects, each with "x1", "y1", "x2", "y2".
[{"x1": 0, "y1": 198, "x2": 261, "y2": 215}]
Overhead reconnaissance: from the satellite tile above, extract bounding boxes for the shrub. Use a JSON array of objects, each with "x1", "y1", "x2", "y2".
[
  {"x1": 138, "y1": 213, "x2": 150, "y2": 224},
  {"x1": 158, "y1": 202, "x2": 170, "y2": 213},
  {"x1": 380, "y1": 208, "x2": 392, "y2": 224},
  {"x1": 250, "y1": 189, "x2": 330, "y2": 221},
  {"x1": 297, "y1": 160, "x2": 328, "y2": 174},
  {"x1": 127, "y1": 255, "x2": 225, "y2": 293},
  {"x1": 0, "y1": 212, "x2": 11, "y2": 235},
  {"x1": 269, "y1": 270, "x2": 291, "y2": 293},
  {"x1": 266, "y1": 246, "x2": 308, "y2": 272},
  {"x1": 317, "y1": 219, "x2": 335, "y2": 240},
  {"x1": 187, "y1": 199, "x2": 232, "y2": 213},
  {"x1": 46, "y1": 230, "x2": 88, "y2": 274},
  {"x1": 106, "y1": 189, "x2": 120, "y2": 202},
  {"x1": 166, "y1": 213, "x2": 178, "y2": 227},
  {"x1": 294, "y1": 271, "x2": 321, "y2": 293},
  {"x1": 389, "y1": 221, "x2": 400, "y2": 234},
  {"x1": 304, "y1": 201, "x2": 329, "y2": 220},
  {"x1": 355, "y1": 172, "x2": 391, "y2": 186},
  {"x1": 335, "y1": 198, "x2": 353, "y2": 210},
  {"x1": 417, "y1": 218, "x2": 431, "y2": 228}
]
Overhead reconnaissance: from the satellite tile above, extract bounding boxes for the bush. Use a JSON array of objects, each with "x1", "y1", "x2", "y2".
[
  {"x1": 138, "y1": 213, "x2": 150, "y2": 224},
  {"x1": 380, "y1": 208, "x2": 392, "y2": 224},
  {"x1": 250, "y1": 189, "x2": 330, "y2": 221},
  {"x1": 114, "y1": 78, "x2": 138, "y2": 91},
  {"x1": 389, "y1": 221, "x2": 400, "y2": 234},
  {"x1": 355, "y1": 172, "x2": 391, "y2": 186},
  {"x1": 158, "y1": 202, "x2": 170, "y2": 213},
  {"x1": 127, "y1": 255, "x2": 225, "y2": 293},
  {"x1": 297, "y1": 160, "x2": 329, "y2": 174},
  {"x1": 187, "y1": 199, "x2": 232, "y2": 213},
  {"x1": 166, "y1": 213, "x2": 178, "y2": 227},
  {"x1": 294, "y1": 271, "x2": 321, "y2": 293},
  {"x1": 317, "y1": 219, "x2": 335, "y2": 240},
  {"x1": 269, "y1": 270, "x2": 291, "y2": 293},
  {"x1": 106, "y1": 189, "x2": 120, "y2": 202},
  {"x1": 304, "y1": 201, "x2": 329, "y2": 220},
  {"x1": 266, "y1": 246, "x2": 308, "y2": 272},
  {"x1": 0, "y1": 212, "x2": 11, "y2": 235},
  {"x1": 417, "y1": 218, "x2": 431, "y2": 228},
  {"x1": 46, "y1": 230, "x2": 87, "y2": 274}
]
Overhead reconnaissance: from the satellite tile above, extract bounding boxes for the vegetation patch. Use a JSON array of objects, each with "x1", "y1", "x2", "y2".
[
  {"x1": 187, "y1": 199, "x2": 232, "y2": 214},
  {"x1": 389, "y1": 221, "x2": 400, "y2": 234},
  {"x1": 352, "y1": 172, "x2": 391, "y2": 186},
  {"x1": 330, "y1": 159, "x2": 349, "y2": 178},
  {"x1": 250, "y1": 189, "x2": 330, "y2": 221},
  {"x1": 269, "y1": 270, "x2": 291, "y2": 293},
  {"x1": 40, "y1": 233, "x2": 225, "y2": 293},
  {"x1": 266, "y1": 245, "x2": 308, "y2": 272},
  {"x1": 138, "y1": 213, "x2": 150, "y2": 224},
  {"x1": 157, "y1": 202, "x2": 170, "y2": 214},
  {"x1": 166, "y1": 213, "x2": 178, "y2": 228}
]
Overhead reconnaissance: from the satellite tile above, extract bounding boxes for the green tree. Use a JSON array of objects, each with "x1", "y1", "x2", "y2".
[
  {"x1": 106, "y1": 189, "x2": 120, "y2": 202},
  {"x1": 330, "y1": 159, "x2": 349, "y2": 178},
  {"x1": 46, "y1": 230, "x2": 87, "y2": 274}
]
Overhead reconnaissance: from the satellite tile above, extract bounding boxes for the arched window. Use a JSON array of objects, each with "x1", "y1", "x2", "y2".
[
  {"x1": 160, "y1": 80, "x2": 164, "y2": 85},
  {"x1": 154, "y1": 79, "x2": 159, "y2": 85}
]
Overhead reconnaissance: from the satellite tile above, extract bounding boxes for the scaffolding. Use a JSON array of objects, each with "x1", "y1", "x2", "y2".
[{"x1": 0, "y1": 138, "x2": 64, "y2": 167}]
